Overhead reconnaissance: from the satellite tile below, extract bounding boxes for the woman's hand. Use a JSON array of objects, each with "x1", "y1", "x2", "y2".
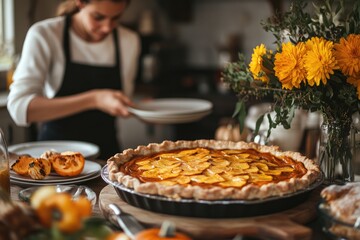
[
  {"x1": 93, "y1": 89, "x2": 133, "y2": 117},
  {"x1": 26, "y1": 89, "x2": 133, "y2": 123}
]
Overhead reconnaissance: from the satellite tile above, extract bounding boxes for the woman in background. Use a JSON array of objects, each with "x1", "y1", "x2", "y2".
[{"x1": 7, "y1": 0, "x2": 140, "y2": 159}]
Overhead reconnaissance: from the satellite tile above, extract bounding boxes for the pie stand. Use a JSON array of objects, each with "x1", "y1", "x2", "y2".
[{"x1": 99, "y1": 165, "x2": 323, "y2": 240}]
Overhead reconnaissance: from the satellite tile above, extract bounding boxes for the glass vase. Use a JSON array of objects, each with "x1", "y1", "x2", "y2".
[{"x1": 318, "y1": 119, "x2": 355, "y2": 184}]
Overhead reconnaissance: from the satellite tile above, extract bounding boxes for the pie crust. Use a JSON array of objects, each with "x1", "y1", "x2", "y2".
[
  {"x1": 107, "y1": 140, "x2": 320, "y2": 200},
  {"x1": 320, "y1": 183, "x2": 360, "y2": 239}
]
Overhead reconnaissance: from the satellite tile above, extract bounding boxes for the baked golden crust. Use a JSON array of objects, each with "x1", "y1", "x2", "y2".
[
  {"x1": 321, "y1": 183, "x2": 360, "y2": 224},
  {"x1": 107, "y1": 140, "x2": 320, "y2": 200},
  {"x1": 320, "y1": 183, "x2": 360, "y2": 239}
]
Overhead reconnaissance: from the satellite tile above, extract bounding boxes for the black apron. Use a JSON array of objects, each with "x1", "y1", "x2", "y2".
[{"x1": 39, "y1": 15, "x2": 122, "y2": 160}]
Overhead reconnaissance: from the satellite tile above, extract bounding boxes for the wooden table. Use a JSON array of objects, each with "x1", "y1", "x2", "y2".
[{"x1": 10, "y1": 159, "x2": 328, "y2": 240}]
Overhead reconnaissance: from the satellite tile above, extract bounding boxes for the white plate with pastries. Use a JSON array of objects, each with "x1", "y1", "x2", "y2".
[
  {"x1": 10, "y1": 160, "x2": 101, "y2": 183},
  {"x1": 8, "y1": 140, "x2": 100, "y2": 160}
]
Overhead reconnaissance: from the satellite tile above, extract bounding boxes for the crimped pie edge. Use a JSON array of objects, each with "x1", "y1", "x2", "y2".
[{"x1": 107, "y1": 139, "x2": 321, "y2": 200}]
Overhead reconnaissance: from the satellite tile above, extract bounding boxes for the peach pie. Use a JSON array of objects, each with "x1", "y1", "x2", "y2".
[{"x1": 107, "y1": 140, "x2": 321, "y2": 200}]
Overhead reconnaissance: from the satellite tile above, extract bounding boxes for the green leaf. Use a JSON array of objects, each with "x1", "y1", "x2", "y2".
[
  {"x1": 233, "y1": 100, "x2": 247, "y2": 133},
  {"x1": 284, "y1": 105, "x2": 296, "y2": 129},
  {"x1": 239, "y1": 105, "x2": 247, "y2": 133},
  {"x1": 254, "y1": 114, "x2": 265, "y2": 136},
  {"x1": 232, "y1": 100, "x2": 243, "y2": 118},
  {"x1": 266, "y1": 113, "x2": 274, "y2": 138},
  {"x1": 24, "y1": 230, "x2": 52, "y2": 240},
  {"x1": 50, "y1": 227, "x2": 66, "y2": 240},
  {"x1": 274, "y1": 105, "x2": 281, "y2": 116}
]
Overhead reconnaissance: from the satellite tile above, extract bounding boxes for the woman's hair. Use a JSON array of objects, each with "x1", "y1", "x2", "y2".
[{"x1": 56, "y1": 0, "x2": 130, "y2": 16}]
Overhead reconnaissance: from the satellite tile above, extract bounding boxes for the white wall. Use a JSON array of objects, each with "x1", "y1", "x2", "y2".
[
  {"x1": 13, "y1": 0, "x2": 289, "y2": 67},
  {"x1": 13, "y1": 0, "x2": 61, "y2": 53},
  {"x1": 175, "y1": 0, "x2": 278, "y2": 67},
  {"x1": 123, "y1": 0, "x2": 285, "y2": 68}
]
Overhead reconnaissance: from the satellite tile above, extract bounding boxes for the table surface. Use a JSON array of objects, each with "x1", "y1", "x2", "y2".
[{"x1": 10, "y1": 159, "x2": 328, "y2": 240}]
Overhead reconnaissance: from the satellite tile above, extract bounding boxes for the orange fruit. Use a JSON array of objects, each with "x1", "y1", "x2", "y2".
[
  {"x1": 106, "y1": 232, "x2": 131, "y2": 240},
  {"x1": 30, "y1": 185, "x2": 57, "y2": 209},
  {"x1": 49, "y1": 152, "x2": 85, "y2": 177},
  {"x1": 36, "y1": 193, "x2": 82, "y2": 233},
  {"x1": 74, "y1": 196, "x2": 92, "y2": 218},
  {"x1": 135, "y1": 228, "x2": 192, "y2": 240},
  {"x1": 11, "y1": 156, "x2": 34, "y2": 175},
  {"x1": 28, "y1": 158, "x2": 52, "y2": 179}
]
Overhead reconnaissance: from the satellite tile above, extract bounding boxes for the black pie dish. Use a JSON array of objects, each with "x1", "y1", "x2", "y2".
[{"x1": 101, "y1": 164, "x2": 324, "y2": 218}]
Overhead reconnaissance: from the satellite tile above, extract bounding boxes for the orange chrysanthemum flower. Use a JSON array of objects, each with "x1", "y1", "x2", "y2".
[
  {"x1": 273, "y1": 42, "x2": 307, "y2": 90},
  {"x1": 249, "y1": 44, "x2": 270, "y2": 83},
  {"x1": 304, "y1": 37, "x2": 339, "y2": 86},
  {"x1": 334, "y1": 34, "x2": 360, "y2": 77}
]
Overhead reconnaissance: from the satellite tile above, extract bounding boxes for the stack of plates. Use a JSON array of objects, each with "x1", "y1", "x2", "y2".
[
  {"x1": 128, "y1": 98, "x2": 213, "y2": 124},
  {"x1": 9, "y1": 140, "x2": 102, "y2": 186},
  {"x1": 10, "y1": 160, "x2": 101, "y2": 187}
]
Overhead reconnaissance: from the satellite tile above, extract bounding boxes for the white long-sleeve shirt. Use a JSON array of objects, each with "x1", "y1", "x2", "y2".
[{"x1": 7, "y1": 16, "x2": 140, "y2": 127}]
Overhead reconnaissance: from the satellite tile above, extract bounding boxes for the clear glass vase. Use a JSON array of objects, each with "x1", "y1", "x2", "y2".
[{"x1": 318, "y1": 119, "x2": 355, "y2": 184}]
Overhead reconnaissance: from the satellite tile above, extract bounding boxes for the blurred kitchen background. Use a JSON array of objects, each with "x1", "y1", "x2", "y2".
[{"x1": 0, "y1": 0, "x2": 289, "y2": 150}]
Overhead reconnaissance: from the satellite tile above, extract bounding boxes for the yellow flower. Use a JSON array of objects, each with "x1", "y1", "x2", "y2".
[
  {"x1": 249, "y1": 44, "x2": 270, "y2": 83},
  {"x1": 334, "y1": 34, "x2": 360, "y2": 77},
  {"x1": 304, "y1": 37, "x2": 339, "y2": 86},
  {"x1": 273, "y1": 42, "x2": 307, "y2": 90}
]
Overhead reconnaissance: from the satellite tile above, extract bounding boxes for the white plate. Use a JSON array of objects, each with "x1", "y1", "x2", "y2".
[
  {"x1": 129, "y1": 98, "x2": 212, "y2": 124},
  {"x1": 8, "y1": 140, "x2": 100, "y2": 160},
  {"x1": 10, "y1": 160, "x2": 101, "y2": 183},
  {"x1": 128, "y1": 98, "x2": 213, "y2": 117},
  {"x1": 136, "y1": 110, "x2": 212, "y2": 124},
  {"x1": 10, "y1": 171, "x2": 101, "y2": 187}
]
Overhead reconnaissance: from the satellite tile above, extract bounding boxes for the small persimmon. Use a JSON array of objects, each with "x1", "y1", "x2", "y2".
[
  {"x1": 28, "y1": 158, "x2": 52, "y2": 179},
  {"x1": 30, "y1": 185, "x2": 57, "y2": 209},
  {"x1": 135, "y1": 228, "x2": 192, "y2": 240},
  {"x1": 49, "y1": 152, "x2": 85, "y2": 177},
  {"x1": 106, "y1": 232, "x2": 131, "y2": 240},
  {"x1": 11, "y1": 156, "x2": 35, "y2": 175},
  {"x1": 36, "y1": 193, "x2": 82, "y2": 233},
  {"x1": 74, "y1": 196, "x2": 92, "y2": 218}
]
